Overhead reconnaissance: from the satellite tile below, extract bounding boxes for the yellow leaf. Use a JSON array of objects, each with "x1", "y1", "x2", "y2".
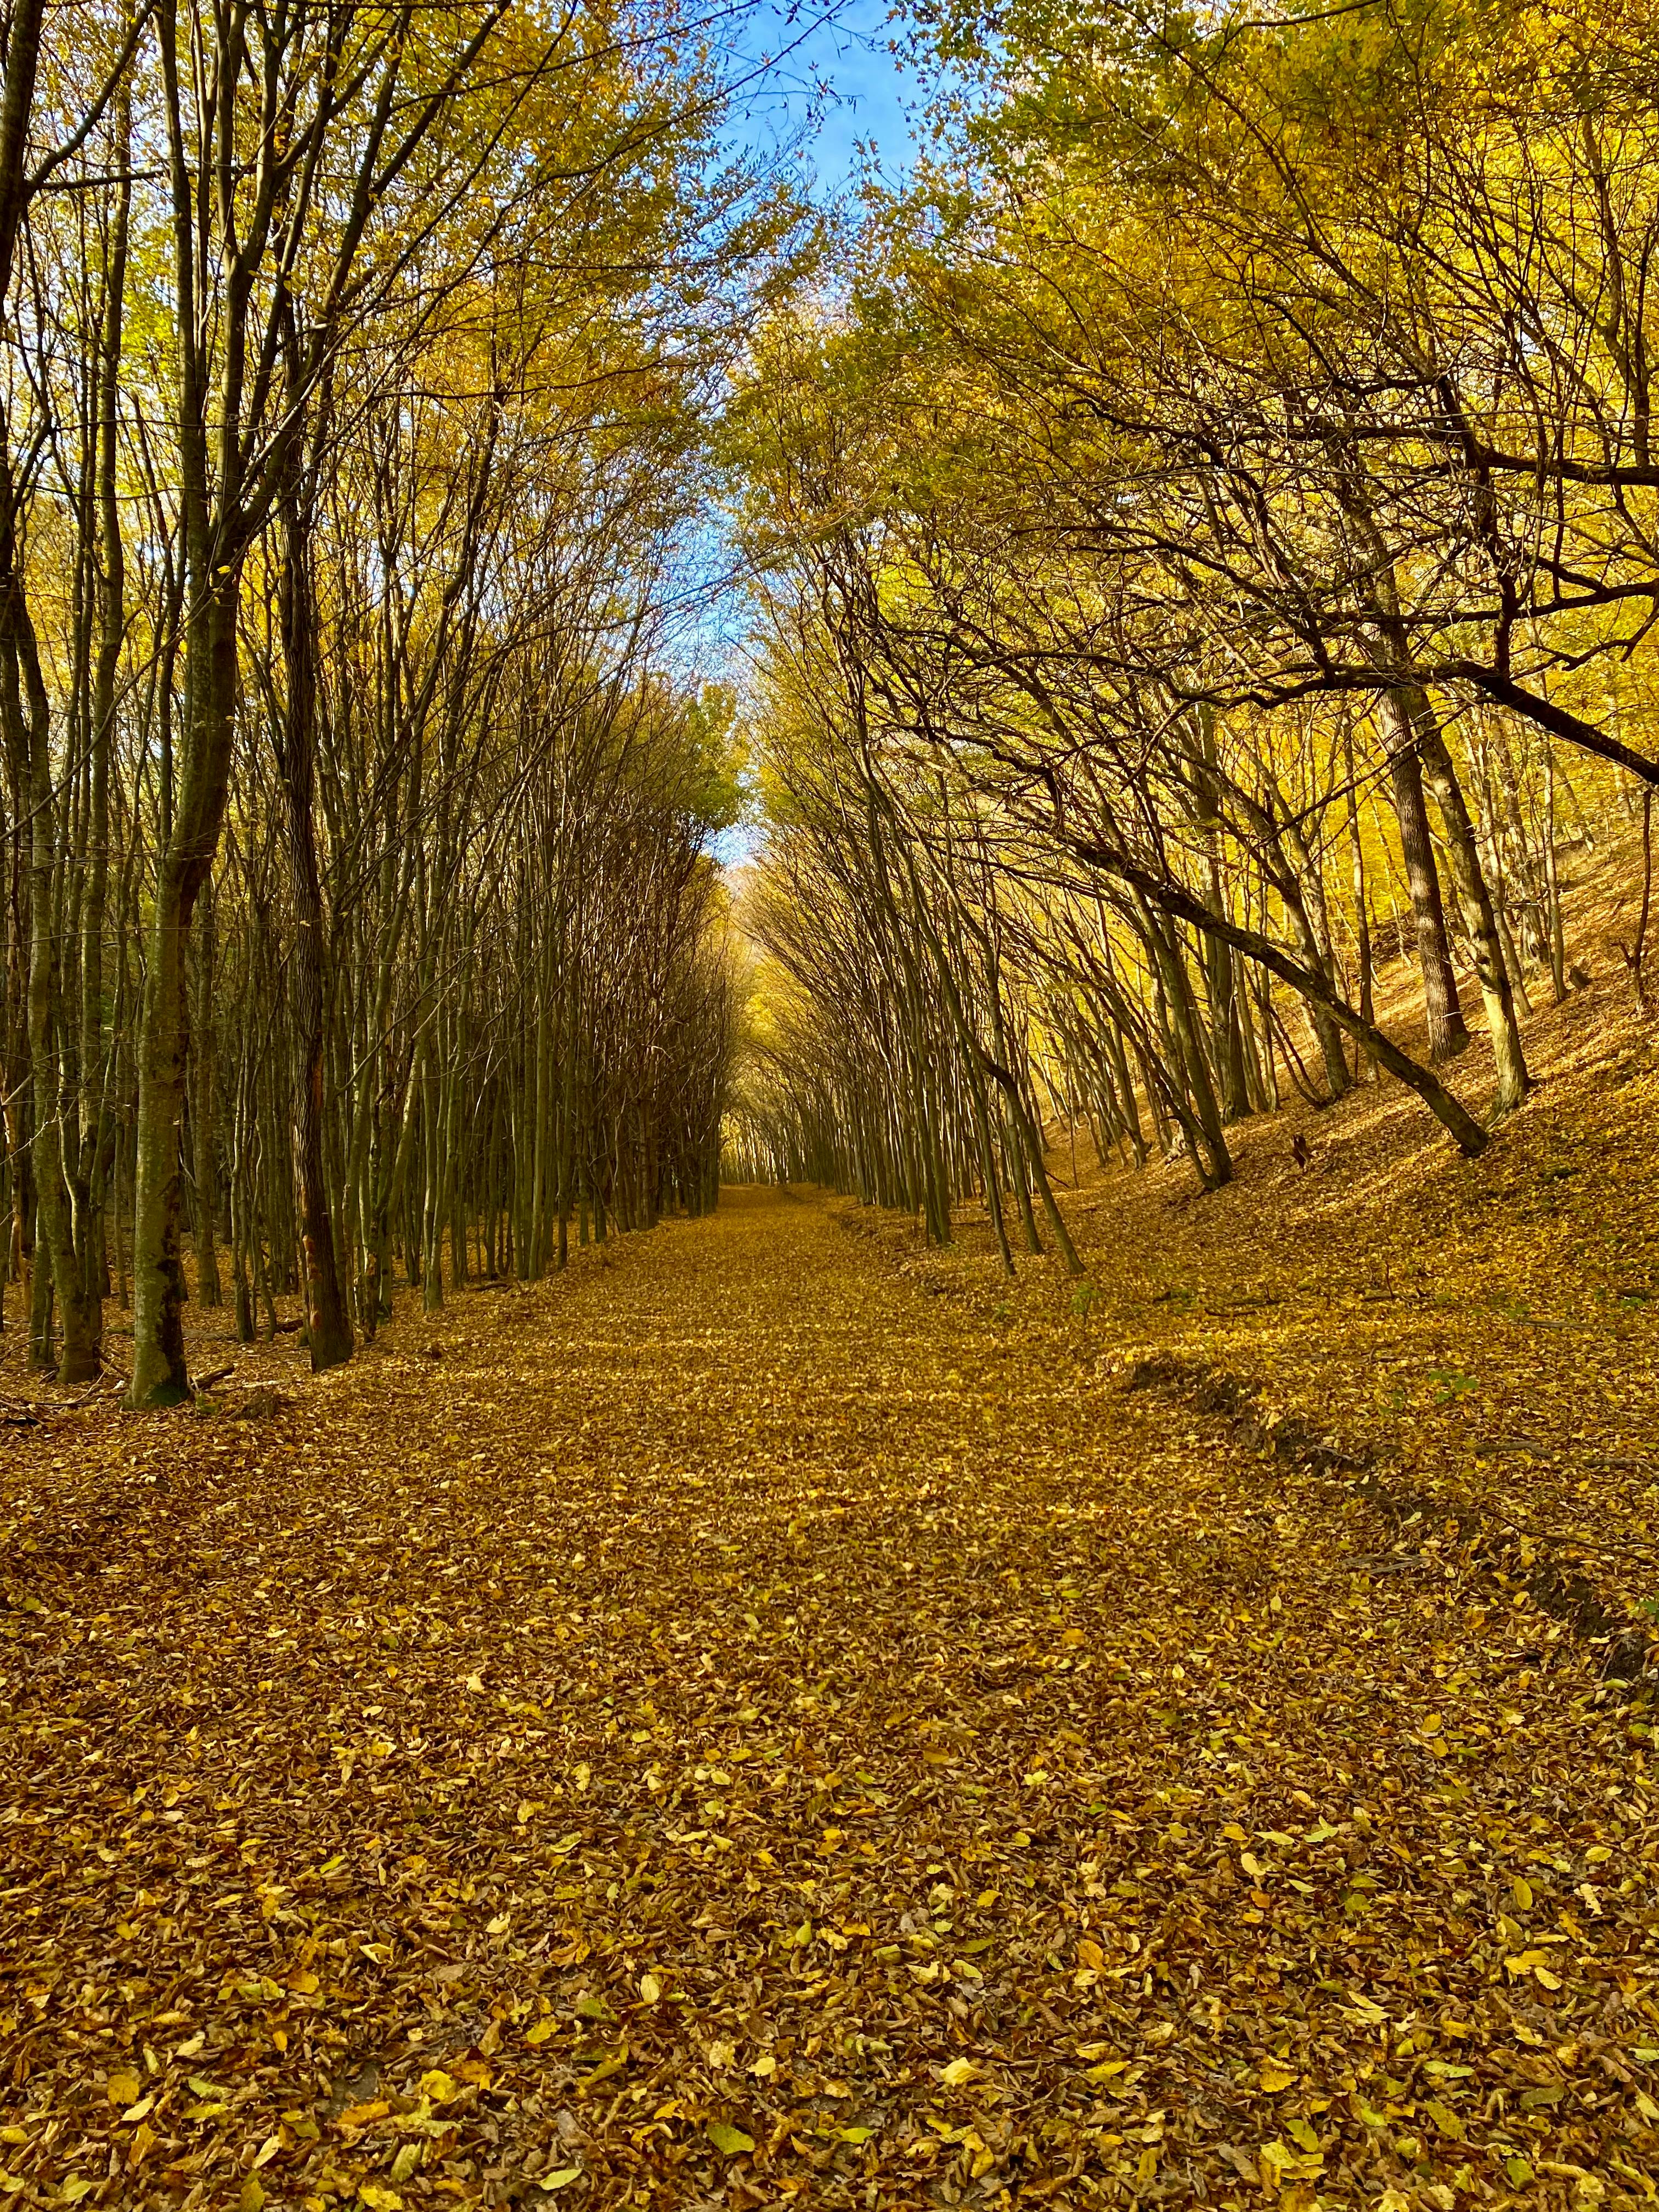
[
  {"x1": 1257, "y1": 2142, "x2": 1295, "y2": 2185},
  {"x1": 106, "y1": 2070, "x2": 142, "y2": 2106},
  {"x1": 418, "y1": 2070, "x2": 459, "y2": 2104},
  {"x1": 1504, "y1": 1950, "x2": 1549, "y2": 1980},
  {"x1": 941, "y1": 2057, "x2": 978, "y2": 2087},
  {"x1": 1259, "y1": 2067, "x2": 1295, "y2": 2093},
  {"x1": 1075, "y1": 1938, "x2": 1104, "y2": 1970},
  {"x1": 359, "y1": 2187, "x2": 404, "y2": 2211},
  {"x1": 1511, "y1": 1876, "x2": 1533, "y2": 1910},
  {"x1": 524, "y1": 2021, "x2": 556, "y2": 2047},
  {"x1": 639, "y1": 1973, "x2": 661, "y2": 2004}
]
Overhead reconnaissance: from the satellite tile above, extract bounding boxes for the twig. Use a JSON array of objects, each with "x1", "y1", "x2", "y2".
[{"x1": 66, "y1": 1369, "x2": 125, "y2": 1409}]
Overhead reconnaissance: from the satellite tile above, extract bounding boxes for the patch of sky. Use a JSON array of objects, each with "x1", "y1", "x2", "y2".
[
  {"x1": 725, "y1": 0, "x2": 918, "y2": 196},
  {"x1": 673, "y1": 3, "x2": 925, "y2": 862}
]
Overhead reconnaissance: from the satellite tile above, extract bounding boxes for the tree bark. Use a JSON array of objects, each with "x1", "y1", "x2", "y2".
[
  {"x1": 275, "y1": 399, "x2": 352, "y2": 1372},
  {"x1": 1380, "y1": 691, "x2": 1470, "y2": 1062},
  {"x1": 11, "y1": 569, "x2": 101, "y2": 1379},
  {"x1": 1408, "y1": 698, "x2": 1531, "y2": 1115},
  {"x1": 190, "y1": 877, "x2": 222, "y2": 1304}
]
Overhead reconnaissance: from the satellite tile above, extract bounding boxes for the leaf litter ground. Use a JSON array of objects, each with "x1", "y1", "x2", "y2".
[{"x1": 4, "y1": 1027, "x2": 1659, "y2": 2210}]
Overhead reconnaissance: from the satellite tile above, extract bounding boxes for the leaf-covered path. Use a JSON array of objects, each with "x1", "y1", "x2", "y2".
[{"x1": 3, "y1": 1188, "x2": 1655, "y2": 2210}]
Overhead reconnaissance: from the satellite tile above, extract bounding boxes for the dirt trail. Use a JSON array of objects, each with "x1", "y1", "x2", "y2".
[{"x1": 2, "y1": 1189, "x2": 1655, "y2": 2210}]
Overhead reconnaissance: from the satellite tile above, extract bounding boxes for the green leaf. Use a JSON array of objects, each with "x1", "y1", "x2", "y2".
[{"x1": 706, "y1": 2120, "x2": 755, "y2": 2156}]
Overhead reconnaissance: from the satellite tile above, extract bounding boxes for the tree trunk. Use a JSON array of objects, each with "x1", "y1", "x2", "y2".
[
  {"x1": 1410, "y1": 702, "x2": 1531, "y2": 1116},
  {"x1": 7, "y1": 562, "x2": 101, "y2": 1380},
  {"x1": 1380, "y1": 691, "x2": 1469, "y2": 1062},
  {"x1": 129, "y1": 579, "x2": 238, "y2": 1406},
  {"x1": 190, "y1": 878, "x2": 222, "y2": 1304},
  {"x1": 276, "y1": 456, "x2": 352, "y2": 1372}
]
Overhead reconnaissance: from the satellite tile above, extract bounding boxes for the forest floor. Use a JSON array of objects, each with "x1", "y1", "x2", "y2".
[{"x1": 4, "y1": 870, "x2": 1659, "y2": 2212}]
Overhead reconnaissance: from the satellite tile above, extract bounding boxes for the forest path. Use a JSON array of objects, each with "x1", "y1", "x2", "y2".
[{"x1": 2, "y1": 1188, "x2": 1650, "y2": 2209}]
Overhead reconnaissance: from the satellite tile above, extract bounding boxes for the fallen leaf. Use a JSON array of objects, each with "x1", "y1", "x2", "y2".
[{"x1": 706, "y1": 2120, "x2": 755, "y2": 2156}]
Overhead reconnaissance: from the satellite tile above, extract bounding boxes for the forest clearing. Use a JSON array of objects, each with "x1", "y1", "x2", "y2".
[{"x1": 8, "y1": 0, "x2": 1659, "y2": 2205}]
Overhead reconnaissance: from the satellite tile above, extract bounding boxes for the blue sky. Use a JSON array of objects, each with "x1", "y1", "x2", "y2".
[
  {"x1": 696, "y1": 0, "x2": 925, "y2": 864},
  {"x1": 731, "y1": 0, "x2": 919, "y2": 197}
]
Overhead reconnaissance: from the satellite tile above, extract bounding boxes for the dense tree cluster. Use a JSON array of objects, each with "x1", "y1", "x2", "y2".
[
  {"x1": 725, "y1": 0, "x2": 1659, "y2": 1242},
  {"x1": 0, "y1": 0, "x2": 777, "y2": 1398}
]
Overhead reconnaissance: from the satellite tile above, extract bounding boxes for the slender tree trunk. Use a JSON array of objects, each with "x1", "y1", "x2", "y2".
[
  {"x1": 7, "y1": 562, "x2": 101, "y2": 1379},
  {"x1": 1411, "y1": 704, "x2": 1530, "y2": 1115},
  {"x1": 1344, "y1": 724, "x2": 1374, "y2": 1066},
  {"x1": 129, "y1": 579, "x2": 239, "y2": 1406},
  {"x1": 190, "y1": 878, "x2": 222, "y2": 1304},
  {"x1": 1380, "y1": 691, "x2": 1469, "y2": 1062}
]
